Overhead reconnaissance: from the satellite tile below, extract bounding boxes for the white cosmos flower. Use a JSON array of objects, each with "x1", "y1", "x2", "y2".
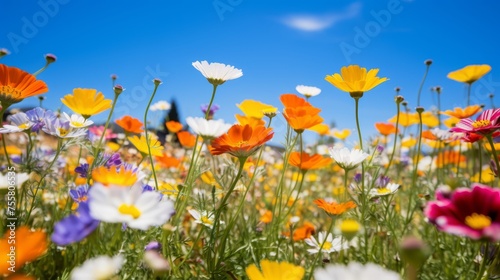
[
  {"x1": 314, "y1": 262, "x2": 400, "y2": 280},
  {"x1": 192, "y1": 60, "x2": 243, "y2": 85},
  {"x1": 296, "y1": 85, "x2": 321, "y2": 97},
  {"x1": 369, "y1": 182, "x2": 400, "y2": 197},
  {"x1": 0, "y1": 112, "x2": 32, "y2": 133},
  {"x1": 150, "y1": 100, "x2": 171, "y2": 111},
  {"x1": 188, "y1": 209, "x2": 217, "y2": 229},
  {"x1": 62, "y1": 112, "x2": 94, "y2": 128},
  {"x1": 329, "y1": 146, "x2": 369, "y2": 170},
  {"x1": 0, "y1": 172, "x2": 30, "y2": 189},
  {"x1": 304, "y1": 232, "x2": 349, "y2": 254},
  {"x1": 186, "y1": 117, "x2": 231, "y2": 140},
  {"x1": 71, "y1": 255, "x2": 124, "y2": 280},
  {"x1": 88, "y1": 184, "x2": 175, "y2": 230}
]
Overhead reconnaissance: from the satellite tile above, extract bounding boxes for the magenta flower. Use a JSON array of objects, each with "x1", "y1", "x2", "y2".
[
  {"x1": 425, "y1": 184, "x2": 500, "y2": 241},
  {"x1": 450, "y1": 108, "x2": 500, "y2": 135}
]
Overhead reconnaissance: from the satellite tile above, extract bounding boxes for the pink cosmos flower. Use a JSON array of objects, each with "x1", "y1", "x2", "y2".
[
  {"x1": 450, "y1": 108, "x2": 500, "y2": 136},
  {"x1": 424, "y1": 184, "x2": 500, "y2": 241}
]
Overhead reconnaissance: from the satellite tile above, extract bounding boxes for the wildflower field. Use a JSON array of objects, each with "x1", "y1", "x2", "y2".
[{"x1": 0, "y1": 51, "x2": 499, "y2": 280}]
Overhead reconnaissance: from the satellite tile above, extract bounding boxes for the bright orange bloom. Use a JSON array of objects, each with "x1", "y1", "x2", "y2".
[
  {"x1": 422, "y1": 130, "x2": 438, "y2": 141},
  {"x1": 283, "y1": 106, "x2": 323, "y2": 133},
  {"x1": 375, "y1": 122, "x2": 397, "y2": 136},
  {"x1": 288, "y1": 152, "x2": 331, "y2": 171},
  {"x1": 211, "y1": 124, "x2": 274, "y2": 158},
  {"x1": 280, "y1": 94, "x2": 314, "y2": 108},
  {"x1": 435, "y1": 151, "x2": 467, "y2": 168},
  {"x1": 155, "y1": 153, "x2": 181, "y2": 169},
  {"x1": 314, "y1": 199, "x2": 356, "y2": 216},
  {"x1": 259, "y1": 210, "x2": 273, "y2": 224},
  {"x1": 0, "y1": 226, "x2": 47, "y2": 276},
  {"x1": 440, "y1": 105, "x2": 482, "y2": 119},
  {"x1": 283, "y1": 221, "x2": 316, "y2": 241},
  {"x1": 92, "y1": 165, "x2": 138, "y2": 187},
  {"x1": 0, "y1": 64, "x2": 48, "y2": 107},
  {"x1": 115, "y1": 115, "x2": 144, "y2": 134},
  {"x1": 177, "y1": 131, "x2": 196, "y2": 148},
  {"x1": 166, "y1": 121, "x2": 183, "y2": 133}
]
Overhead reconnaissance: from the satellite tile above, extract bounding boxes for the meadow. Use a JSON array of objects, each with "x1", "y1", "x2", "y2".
[{"x1": 0, "y1": 52, "x2": 499, "y2": 279}]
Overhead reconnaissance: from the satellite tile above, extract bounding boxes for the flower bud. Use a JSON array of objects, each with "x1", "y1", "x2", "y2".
[
  {"x1": 416, "y1": 106, "x2": 425, "y2": 113},
  {"x1": 111, "y1": 74, "x2": 118, "y2": 81},
  {"x1": 395, "y1": 95, "x2": 404, "y2": 104},
  {"x1": 114, "y1": 85, "x2": 124, "y2": 95},
  {"x1": 0, "y1": 48, "x2": 10, "y2": 57},
  {"x1": 45, "y1": 53, "x2": 57, "y2": 64},
  {"x1": 153, "y1": 78, "x2": 162, "y2": 86},
  {"x1": 424, "y1": 59, "x2": 433, "y2": 66},
  {"x1": 400, "y1": 236, "x2": 430, "y2": 268}
]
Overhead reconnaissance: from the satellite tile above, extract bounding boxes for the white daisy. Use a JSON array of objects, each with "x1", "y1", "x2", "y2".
[
  {"x1": 150, "y1": 100, "x2": 171, "y2": 111},
  {"x1": 304, "y1": 231, "x2": 348, "y2": 254},
  {"x1": 188, "y1": 209, "x2": 217, "y2": 229},
  {"x1": 0, "y1": 112, "x2": 32, "y2": 133},
  {"x1": 0, "y1": 172, "x2": 30, "y2": 189},
  {"x1": 62, "y1": 112, "x2": 94, "y2": 128},
  {"x1": 329, "y1": 146, "x2": 369, "y2": 170},
  {"x1": 314, "y1": 262, "x2": 400, "y2": 280},
  {"x1": 369, "y1": 182, "x2": 400, "y2": 197},
  {"x1": 71, "y1": 255, "x2": 124, "y2": 280},
  {"x1": 88, "y1": 184, "x2": 175, "y2": 230},
  {"x1": 186, "y1": 117, "x2": 231, "y2": 140},
  {"x1": 296, "y1": 85, "x2": 321, "y2": 98},
  {"x1": 192, "y1": 60, "x2": 243, "y2": 85}
]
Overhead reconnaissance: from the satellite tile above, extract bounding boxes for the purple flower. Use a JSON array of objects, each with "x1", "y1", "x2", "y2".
[
  {"x1": 145, "y1": 241, "x2": 162, "y2": 252},
  {"x1": 104, "y1": 153, "x2": 122, "y2": 167},
  {"x1": 26, "y1": 107, "x2": 57, "y2": 132},
  {"x1": 353, "y1": 173, "x2": 362, "y2": 183},
  {"x1": 375, "y1": 175, "x2": 391, "y2": 188},
  {"x1": 74, "y1": 164, "x2": 89, "y2": 178},
  {"x1": 69, "y1": 185, "x2": 89, "y2": 203},
  {"x1": 201, "y1": 104, "x2": 220, "y2": 116},
  {"x1": 51, "y1": 202, "x2": 100, "y2": 246}
]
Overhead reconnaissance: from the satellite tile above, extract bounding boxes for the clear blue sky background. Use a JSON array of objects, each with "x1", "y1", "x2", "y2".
[{"x1": 2, "y1": 0, "x2": 500, "y2": 146}]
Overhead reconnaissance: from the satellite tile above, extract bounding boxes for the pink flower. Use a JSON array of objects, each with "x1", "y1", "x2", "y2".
[
  {"x1": 450, "y1": 108, "x2": 500, "y2": 136},
  {"x1": 89, "y1": 125, "x2": 118, "y2": 140},
  {"x1": 424, "y1": 184, "x2": 500, "y2": 241}
]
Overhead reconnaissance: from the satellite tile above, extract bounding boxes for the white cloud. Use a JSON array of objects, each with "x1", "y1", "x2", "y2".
[{"x1": 281, "y1": 2, "x2": 361, "y2": 32}]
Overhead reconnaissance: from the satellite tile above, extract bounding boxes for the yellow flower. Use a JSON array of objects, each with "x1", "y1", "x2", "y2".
[
  {"x1": 325, "y1": 65, "x2": 388, "y2": 98},
  {"x1": 420, "y1": 111, "x2": 439, "y2": 127},
  {"x1": 443, "y1": 116, "x2": 460, "y2": 128},
  {"x1": 92, "y1": 166, "x2": 138, "y2": 187},
  {"x1": 237, "y1": 100, "x2": 278, "y2": 119},
  {"x1": 128, "y1": 134, "x2": 163, "y2": 156},
  {"x1": 235, "y1": 114, "x2": 266, "y2": 126},
  {"x1": 61, "y1": 88, "x2": 112, "y2": 118},
  {"x1": 331, "y1": 128, "x2": 351, "y2": 140},
  {"x1": 447, "y1": 64, "x2": 491, "y2": 84},
  {"x1": 246, "y1": 260, "x2": 305, "y2": 280},
  {"x1": 308, "y1": 123, "x2": 330, "y2": 135},
  {"x1": 402, "y1": 136, "x2": 417, "y2": 148},
  {"x1": 200, "y1": 171, "x2": 221, "y2": 189},
  {"x1": 440, "y1": 105, "x2": 482, "y2": 119},
  {"x1": 470, "y1": 167, "x2": 495, "y2": 184},
  {"x1": 388, "y1": 112, "x2": 419, "y2": 127}
]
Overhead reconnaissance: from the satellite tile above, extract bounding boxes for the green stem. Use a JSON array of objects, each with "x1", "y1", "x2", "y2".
[
  {"x1": 144, "y1": 83, "x2": 161, "y2": 189},
  {"x1": 205, "y1": 84, "x2": 218, "y2": 120},
  {"x1": 0, "y1": 107, "x2": 12, "y2": 166},
  {"x1": 354, "y1": 97, "x2": 363, "y2": 150},
  {"x1": 32, "y1": 62, "x2": 50, "y2": 77},
  {"x1": 474, "y1": 242, "x2": 489, "y2": 280},
  {"x1": 486, "y1": 135, "x2": 500, "y2": 179},
  {"x1": 467, "y1": 83, "x2": 472, "y2": 107},
  {"x1": 306, "y1": 219, "x2": 335, "y2": 280},
  {"x1": 384, "y1": 101, "x2": 401, "y2": 176},
  {"x1": 417, "y1": 65, "x2": 431, "y2": 107}
]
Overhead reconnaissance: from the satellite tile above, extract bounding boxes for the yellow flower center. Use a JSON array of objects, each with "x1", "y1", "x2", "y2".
[
  {"x1": 18, "y1": 123, "x2": 30, "y2": 130},
  {"x1": 201, "y1": 215, "x2": 213, "y2": 225},
  {"x1": 377, "y1": 188, "x2": 391, "y2": 194},
  {"x1": 465, "y1": 213, "x2": 491, "y2": 230},
  {"x1": 0, "y1": 85, "x2": 22, "y2": 100},
  {"x1": 118, "y1": 204, "x2": 141, "y2": 219},
  {"x1": 71, "y1": 121, "x2": 84, "y2": 127},
  {"x1": 236, "y1": 140, "x2": 248, "y2": 147},
  {"x1": 340, "y1": 219, "x2": 361, "y2": 234},
  {"x1": 58, "y1": 127, "x2": 69, "y2": 136},
  {"x1": 322, "y1": 241, "x2": 333, "y2": 251},
  {"x1": 472, "y1": 120, "x2": 491, "y2": 129}
]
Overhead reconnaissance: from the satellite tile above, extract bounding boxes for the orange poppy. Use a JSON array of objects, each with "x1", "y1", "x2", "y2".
[
  {"x1": 313, "y1": 199, "x2": 356, "y2": 216},
  {"x1": 375, "y1": 122, "x2": 397, "y2": 136},
  {"x1": 434, "y1": 150, "x2": 466, "y2": 168},
  {"x1": 155, "y1": 153, "x2": 181, "y2": 169},
  {"x1": 280, "y1": 94, "x2": 314, "y2": 108},
  {"x1": 283, "y1": 221, "x2": 316, "y2": 241},
  {"x1": 0, "y1": 64, "x2": 49, "y2": 108},
  {"x1": 421, "y1": 130, "x2": 438, "y2": 141},
  {"x1": 211, "y1": 124, "x2": 274, "y2": 158},
  {"x1": 440, "y1": 105, "x2": 482, "y2": 119},
  {"x1": 283, "y1": 106, "x2": 323, "y2": 133},
  {"x1": 288, "y1": 152, "x2": 331, "y2": 171},
  {"x1": 0, "y1": 226, "x2": 47, "y2": 275},
  {"x1": 177, "y1": 131, "x2": 196, "y2": 148},
  {"x1": 259, "y1": 210, "x2": 273, "y2": 224},
  {"x1": 166, "y1": 121, "x2": 183, "y2": 133},
  {"x1": 115, "y1": 115, "x2": 144, "y2": 134}
]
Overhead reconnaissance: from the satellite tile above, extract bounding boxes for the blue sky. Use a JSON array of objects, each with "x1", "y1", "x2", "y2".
[{"x1": 2, "y1": 0, "x2": 500, "y2": 146}]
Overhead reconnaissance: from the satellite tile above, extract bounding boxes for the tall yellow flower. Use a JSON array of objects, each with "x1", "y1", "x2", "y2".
[
  {"x1": 325, "y1": 65, "x2": 388, "y2": 98},
  {"x1": 61, "y1": 88, "x2": 112, "y2": 118},
  {"x1": 447, "y1": 64, "x2": 491, "y2": 84},
  {"x1": 440, "y1": 105, "x2": 482, "y2": 119},
  {"x1": 246, "y1": 260, "x2": 304, "y2": 280},
  {"x1": 128, "y1": 134, "x2": 163, "y2": 156},
  {"x1": 237, "y1": 100, "x2": 278, "y2": 119}
]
